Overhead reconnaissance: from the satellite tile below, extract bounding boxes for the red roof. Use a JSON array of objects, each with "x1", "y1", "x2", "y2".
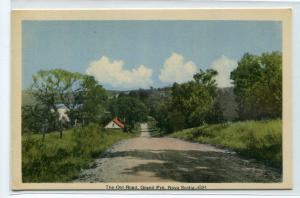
[{"x1": 113, "y1": 117, "x2": 125, "y2": 129}]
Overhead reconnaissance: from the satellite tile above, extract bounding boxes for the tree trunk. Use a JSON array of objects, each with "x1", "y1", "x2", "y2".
[
  {"x1": 42, "y1": 125, "x2": 46, "y2": 141},
  {"x1": 60, "y1": 130, "x2": 62, "y2": 139}
]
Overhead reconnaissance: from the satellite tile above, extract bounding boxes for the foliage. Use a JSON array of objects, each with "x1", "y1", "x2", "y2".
[
  {"x1": 26, "y1": 69, "x2": 107, "y2": 135},
  {"x1": 171, "y1": 120, "x2": 282, "y2": 168},
  {"x1": 109, "y1": 96, "x2": 149, "y2": 131},
  {"x1": 150, "y1": 69, "x2": 221, "y2": 134},
  {"x1": 149, "y1": 99, "x2": 171, "y2": 133},
  {"x1": 215, "y1": 87, "x2": 238, "y2": 121},
  {"x1": 129, "y1": 89, "x2": 150, "y2": 104},
  {"x1": 22, "y1": 103, "x2": 58, "y2": 135},
  {"x1": 31, "y1": 69, "x2": 81, "y2": 110},
  {"x1": 22, "y1": 124, "x2": 134, "y2": 182},
  {"x1": 230, "y1": 52, "x2": 282, "y2": 120},
  {"x1": 205, "y1": 101, "x2": 224, "y2": 124},
  {"x1": 171, "y1": 80, "x2": 212, "y2": 126},
  {"x1": 73, "y1": 75, "x2": 108, "y2": 125}
]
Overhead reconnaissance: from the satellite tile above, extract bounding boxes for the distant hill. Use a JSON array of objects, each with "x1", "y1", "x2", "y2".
[
  {"x1": 22, "y1": 90, "x2": 36, "y2": 107},
  {"x1": 216, "y1": 87, "x2": 238, "y2": 121},
  {"x1": 107, "y1": 87, "x2": 172, "y2": 101}
]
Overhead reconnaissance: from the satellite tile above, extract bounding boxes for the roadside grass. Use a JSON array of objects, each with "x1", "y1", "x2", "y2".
[
  {"x1": 22, "y1": 123, "x2": 135, "y2": 182},
  {"x1": 171, "y1": 120, "x2": 282, "y2": 168}
]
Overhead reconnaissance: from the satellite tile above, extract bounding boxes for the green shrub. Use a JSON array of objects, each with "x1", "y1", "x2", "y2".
[
  {"x1": 171, "y1": 120, "x2": 282, "y2": 168},
  {"x1": 22, "y1": 123, "x2": 134, "y2": 182}
]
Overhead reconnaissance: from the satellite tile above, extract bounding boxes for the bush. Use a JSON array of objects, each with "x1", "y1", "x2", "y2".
[
  {"x1": 22, "y1": 124, "x2": 134, "y2": 182},
  {"x1": 171, "y1": 120, "x2": 282, "y2": 168}
]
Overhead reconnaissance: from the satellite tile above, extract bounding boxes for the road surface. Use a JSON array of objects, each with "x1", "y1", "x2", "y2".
[{"x1": 74, "y1": 123, "x2": 281, "y2": 183}]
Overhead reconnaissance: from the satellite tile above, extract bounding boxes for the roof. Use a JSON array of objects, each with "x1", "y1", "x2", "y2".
[
  {"x1": 55, "y1": 104, "x2": 68, "y2": 109},
  {"x1": 55, "y1": 104, "x2": 83, "y2": 110},
  {"x1": 113, "y1": 117, "x2": 125, "y2": 129}
]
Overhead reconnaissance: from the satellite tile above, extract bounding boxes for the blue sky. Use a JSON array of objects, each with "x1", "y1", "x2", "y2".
[{"x1": 22, "y1": 20, "x2": 282, "y2": 90}]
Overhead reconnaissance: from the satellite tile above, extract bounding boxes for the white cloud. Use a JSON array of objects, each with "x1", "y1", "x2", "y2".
[
  {"x1": 211, "y1": 55, "x2": 238, "y2": 88},
  {"x1": 159, "y1": 53, "x2": 198, "y2": 84},
  {"x1": 86, "y1": 56, "x2": 153, "y2": 89}
]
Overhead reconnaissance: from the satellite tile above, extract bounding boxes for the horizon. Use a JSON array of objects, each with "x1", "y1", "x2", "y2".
[{"x1": 21, "y1": 83, "x2": 236, "y2": 92}]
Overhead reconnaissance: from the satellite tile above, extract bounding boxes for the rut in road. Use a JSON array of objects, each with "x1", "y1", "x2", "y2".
[{"x1": 74, "y1": 123, "x2": 281, "y2": 183}]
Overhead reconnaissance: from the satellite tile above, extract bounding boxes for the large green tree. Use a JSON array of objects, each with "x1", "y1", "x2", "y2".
[
  {"x1": 171, "y1": 69, "x2": 219, "y2": 128},
  {"x1": 72, "y1": 75, "x2": 108, "y2": 125},
  {"x1": 29, "y1": 69, "x2": 107, "y2": 137},
  {"x1": 30, "y1": 69, "x2": 74, "y2": 138},
  {"x1": 230, "y1": 52, "x2": 282, "y2": 120},
  {"x1": 151, "y1": 69, "x2": 219, "y2": 133},
  {"x1": 171, "y1": 81, "x2": 211, "y2": 127}
]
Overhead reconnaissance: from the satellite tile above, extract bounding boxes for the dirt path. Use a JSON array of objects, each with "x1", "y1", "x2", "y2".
[{"x1": 74, "y1": 123, "x2": 281, "y2": 183}]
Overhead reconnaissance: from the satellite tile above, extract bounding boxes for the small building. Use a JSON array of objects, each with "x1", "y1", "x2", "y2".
[
  {"x1": 104, "y1": 117, "x2": 125, "y2": 130},
  {"x1": 51, "y1": 104, "x2": 70, "y2": 123},
  {"x1": 52, "y1": 104, "x2": 83, "y2": 125}
]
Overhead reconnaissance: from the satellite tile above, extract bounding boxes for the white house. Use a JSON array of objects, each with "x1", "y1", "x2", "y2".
[
  {"x1": 52, "y1": 104, "x2": 70, "y2": 123},
  {"x1": 52, "y1": 104, "x2": 84, "y2": 124},
  {"x1": 104, "y1": 117, "x2": 125, "y2": 130}
]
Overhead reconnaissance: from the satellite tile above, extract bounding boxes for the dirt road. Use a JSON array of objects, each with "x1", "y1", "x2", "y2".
[{"x1": 74, "y1": 123, "x2": 281, "y2": 183}]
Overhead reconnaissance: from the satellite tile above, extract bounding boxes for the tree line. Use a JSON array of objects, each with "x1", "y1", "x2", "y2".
[
  {"x1": 22, "y1": 69, "x2": 148, "y2": 138},
  {"x1": 22, "y1": 51, "x2": 282, "y2": 137},
  {"x1": 149, "y1": 51, "x2": 282, "y2": 134},
  {"x1": 149, "y1": 69, "x2": 223, "y2": 133}
]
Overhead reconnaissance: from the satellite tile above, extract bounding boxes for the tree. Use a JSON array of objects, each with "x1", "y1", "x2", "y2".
[
  {"x1": 230, "y1": 53, "x2": 262, "y2": 119},
  {"x1": 205, "y1": 101, "x2": 224, "y2": 124},
  {"x1": 193, "y1": 69, "x2": 218, "y2": 96},
  {"x1": 22, "y1": 103, "x2": 58, "y2": 140},
  {"x1": 109, "y1": 96, "x2": 148, "y2": 131},
  {"x1": 230, "y1": 52, "x2": 282, "y2": 120},
  {"x1": 31, "y1": 69, "x2": 77, "y2": 138},
  {"x1": 30, "y1": 69, "x2": 107, "y2": 137},
  {"x1": 74, "y1": 75, "x2": 108, "y2": 125},
  {"x1": 150, "y1": 99, "x2": 171, "y2": 133},
  {"x1": 171, "y1": 69, "x2": 218, "y2": 128},
  {"x1": 171, "y1": 82, "x2": 209, "y2": 127},
  {"x1": 148, "y1": 69, "x2": 220, "y2": 133},
  {"x1": 166, "y1": 109, "x2": 186, "y2": 132}
]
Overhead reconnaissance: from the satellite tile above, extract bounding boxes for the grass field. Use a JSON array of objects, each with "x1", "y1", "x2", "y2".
[
  {"x1": 22, "y1": 123, "x2": 135, "y2": 182},
  {"x1": 171, "y1": 120, "x2": 282, "y2": 168}
]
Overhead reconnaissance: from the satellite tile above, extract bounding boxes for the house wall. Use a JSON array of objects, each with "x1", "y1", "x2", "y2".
[
  {"x1": 57, "y1": 108, "x2": 70, "y2": 122},
  {"x1": 51, "y1": 107, "x2": 70, "y2": 122},
  {"x1": 104, "y1": 121, "x2": 121, "y2": 129}
]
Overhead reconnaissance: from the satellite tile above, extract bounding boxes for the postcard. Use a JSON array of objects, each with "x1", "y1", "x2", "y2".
[{"x1": 11, "y1": 9, "x2": 292, "y2": 190}]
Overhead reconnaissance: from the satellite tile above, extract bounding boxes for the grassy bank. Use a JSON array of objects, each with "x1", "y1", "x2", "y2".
[
  {"x1": 171, "y1": 120, "x2": 282, "y2": 168},
  {"x1": 22, "y1": 123, "x2": 135, "y2": 182}
]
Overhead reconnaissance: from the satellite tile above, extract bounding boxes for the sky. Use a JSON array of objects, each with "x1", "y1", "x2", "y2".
[{"x1": 22, "y1": 20, "x2": 282, "y2": 90}]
